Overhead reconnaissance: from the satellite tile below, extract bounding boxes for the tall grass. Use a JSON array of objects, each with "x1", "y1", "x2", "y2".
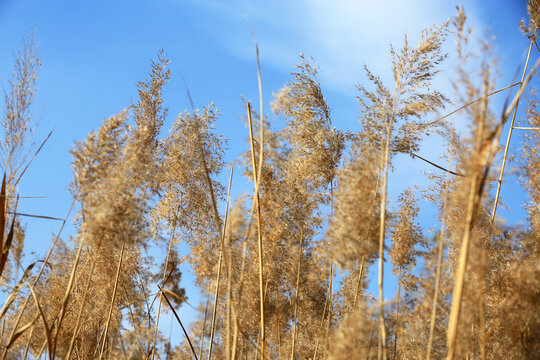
[{"x1": 1, "y1": 3, "x2": 539, "y2": 359}]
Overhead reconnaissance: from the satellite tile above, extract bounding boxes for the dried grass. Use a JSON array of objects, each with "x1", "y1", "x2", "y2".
[{"x1": 1, "y1": 4, "x2": 539, "y2": 359}]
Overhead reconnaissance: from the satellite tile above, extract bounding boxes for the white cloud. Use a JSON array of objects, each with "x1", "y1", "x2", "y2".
[{"x1": 189, "y1": 0, "x2": 487, "y2": 97}]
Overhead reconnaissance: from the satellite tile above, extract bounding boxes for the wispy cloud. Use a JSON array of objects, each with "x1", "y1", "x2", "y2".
[{"x1": 189, "y1": 0, "x2": 486, "y2": 96}]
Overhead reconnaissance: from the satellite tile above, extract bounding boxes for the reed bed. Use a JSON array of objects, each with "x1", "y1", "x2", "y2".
[{"x1": 0, "y1": 3, "x2": 539, "y2": 359}]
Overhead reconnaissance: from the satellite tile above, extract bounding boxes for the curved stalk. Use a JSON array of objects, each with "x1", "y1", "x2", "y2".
[{"x1": 491, "y1": 41, "x2": 532, "y2": 222}]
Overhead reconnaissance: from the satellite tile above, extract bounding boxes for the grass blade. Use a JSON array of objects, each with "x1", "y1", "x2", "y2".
[
  {"x1": 0, "y1": 262, "x2": 37, "y2": 319},
  {"x1": 13, "y1": 130, "x2": 53, "y2": 189},
  {"x1": 6, "y1": 316, "x2": 37, "y2": 350},
  {"x1": 158, "y1": 285, "x2": 198, "y2": 360},
  {"x1": 0, "y1": 174, "x2": 6, "y2": 258},
  {"x1": 0, "y1": 201, "x2": 17, "y2": 278},
  {"x1": 27, "y1": 283, "x2": 53, "y2": 360}
]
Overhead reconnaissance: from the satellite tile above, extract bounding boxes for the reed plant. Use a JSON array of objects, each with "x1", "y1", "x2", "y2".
[{"x1": 0, "y1": 3, "x2": 539, "y2": 359}]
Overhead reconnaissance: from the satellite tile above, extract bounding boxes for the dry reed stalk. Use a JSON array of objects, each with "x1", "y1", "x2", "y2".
[
  {"x1": 121, "y1": 288, "x2": 146, "y2": 356},
  {"x1": 22, "y1": 321, "x2": 35, "y2": 360},
  {"x1": 352, "y1": 257, "x2": 365, "y2": 310},
  {"x1": 150, "y1": 222, "x2": 179, "y2": 359},
  {"x1": 0, "y1": 175, "x2": 6, "y2": 260},
  {"x1": 478, "y1": 40, "x2": 534, "y2": 360},
  {"x1": 426, "y1": 158, "x2": 452, "y2": 360},
  {"x1": 446, "y1": 57, "x2": 540, "y2": 359},
  {"x1": 198, "y1": 290, "x2": 211, "y2": 360},
  {"x1": 229, "y1": 230, "x2": 254, "y2": 357},
  {"x1": 247, "y1": 22, "x2": 265, "y2": 194},
  {"x1": 252, "y1": 268, "x2": 270, "y2": 359},
  {"x1": 0, "y1": 200, "x2": 16, "y2": 279},
  {"x1": 1, "y1": 288, "x2": 36, "y2": 354},
  {"x1": 377, "y1": 121, "x2": 392, "y2": 360},
  {"x1": 254, "y1": 330, "x2": 260, "y2": 360},
  {"x1": 27, "y1": 284, "x2": 52, "y2": 360},
  {"x1": 490, "y1": 41, "x2": 533, "y2": 222},
  {"x1": 289, "y1": 228, "x2": 304, "y2": 360},
  {"x1": 207, "y1": 252, "x2": 222, "y2": 360},
  {"x1": 426, "y1": 83, "x2": 521, "y2": 127},
  {"x1": 226, "y1": 246, "x2": 232, "y2": 360},
  {"x1": 206, "y1": 166, "x2": 233, "y2": 360},
  {"x1": 98, "y1": 241, "x2": 126, "y2": 359},
  {"x1": 313, "y1": 263, "x2": 332, "y2": 360},
  {"x1": 351, "y1": 175, "x2": 380, "y2": 312},
  {"x1": 65, "y1": 240, "x2": 104, "y2": 359},
  {"x1": 247, "y1": 23, "x2": 266, "y2": 358},
  {"x1": 231, "y1": 233, "x2": 249, "y2": 360},
  {"x1": 224, "y1": 167, "x2": 234, "y2": 360},
  {"x1": 326, "y1": 168, "x2": 378, "y2": 326},
  {"x1": 247, "y1": 102, "x2": 265, "y2": 359},
  {"x1": 0, "y1": 262, "x2": 36, "y2": 325},
  {"x1": 231, "y1": 307, "x2": 240, "y2": 360},
  {"x1": 45, "y1": 228, "x2": 88, "y2": 359},
  {"x1": 426, "y1": 166, "x2": 451, "y2": 360},
  {"x1": 446, "y1": 75, "x2": 490, "y2": 360},
  {"x1": 12, "y1": 130, "x2": 53, "y2": 191},
  {"x1": 159, "y1": 285, "x2": 199, "y2": 360},
  {"x1": 1, "y1": 199, "x2": 74, "y2": 357},
  {"x1": 322, "y1": 264, "x2": 334, "y2": 360},
  {"x1": 393, "y1": 282, "x2": 401, "y2": 360},
  {"x1": 367, "y1": 321, "x2": 376, "y2": 358},
  {"x1": 512, "y1": 126, "x2": 540, "y2": 130}
]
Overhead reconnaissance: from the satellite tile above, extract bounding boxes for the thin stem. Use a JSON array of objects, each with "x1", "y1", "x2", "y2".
[
  {"x1": 426, "y1": 159, "x2": 452, "y2": 360},
  {"x1": 393, "y1": 283, "x2": 401, "y2": 360},
  {"x1": 206, "y1": 166, "x2": 234, "y2": 360},
  {"x1": 122, "y1": 287, "x2": 146, "y2": 356},
  {"x1": 50, "y1": 235, "x2": 86, "y2": 358},
  {"x1": 159, "y1": 285, "x2": 199, "y2": 360},
  {"x1": 13, "y1": 130, "x2": 53, "y2": 189},
  {"x1": 377, "y1": 121, "x2": 392, "y2": 360},
  {"x1": 289, "y1": 229, "x2": 304, "y2": 360},
  {"x1": 22, "y1": 324, "x2": 34, "y2": 360},
  {"x1": 231, "y1": 234, "x2": 249, "y2": 360},
  {"x1": 426, "y1": 220, "x2": 448, "y2": 359},
  {"x1": 313, "y1": 263, "x2": 332, "y2": 360},
  {"x1": 322, "y1": 264, "x2": 334, "y2": 360},
  {"x1": 367, "y1": 320, "x2": 376, "y2": 359},
  {"x1": 352, "y1": 257, "x2": 365, "y2": 310},
  {"x1": 198, "y1": 291, "x2": 211, "y2": 360},
  {"x1": 231, "y1": 305, "x2": 240, "y2": 360},
  {"x1": 151, "y1": 220, "x2": 179, "y2": 360},
  {"x1": 512, "y1": 126, "x2": 540, "y2": 130},
  {"x1": 247, "y1": 102, "x2": 265, "y2": 359},
  {"x1": 207, "y1": 252, "x2": 223, "y2": 360},
  {"x1": 490, "y1": 41, "x2": 533, "y2": 223},
  {"x1": 226, "y1": 246, "x2": 232, "y2": 360},
  {"x1": 446, "y1": 73, "x2": 491, "y2": 360},
  {"x1": 65, "y1": 240, "x2": 103, "y2": 360},
  {"x1": 1, "y1": 200, "x2": 75, "y2": 360},
  {"x1": 99, "y1": 241, "x2": 126, "y2": 359},
  {"x1": 407, "y1": 152, "x2": 465, "y2": 177},
  {"x1": 426, "y1": 82, "x2": 521, "y2": 126}
]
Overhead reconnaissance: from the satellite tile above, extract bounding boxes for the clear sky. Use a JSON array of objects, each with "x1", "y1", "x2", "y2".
[{"x1": 0, "y1": 0, "x2": 535, "y2": 349}]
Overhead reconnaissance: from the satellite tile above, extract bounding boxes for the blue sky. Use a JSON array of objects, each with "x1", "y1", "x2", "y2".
[{"x1": 0, "y1": 0, "x2": 535, "y2": 349}]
